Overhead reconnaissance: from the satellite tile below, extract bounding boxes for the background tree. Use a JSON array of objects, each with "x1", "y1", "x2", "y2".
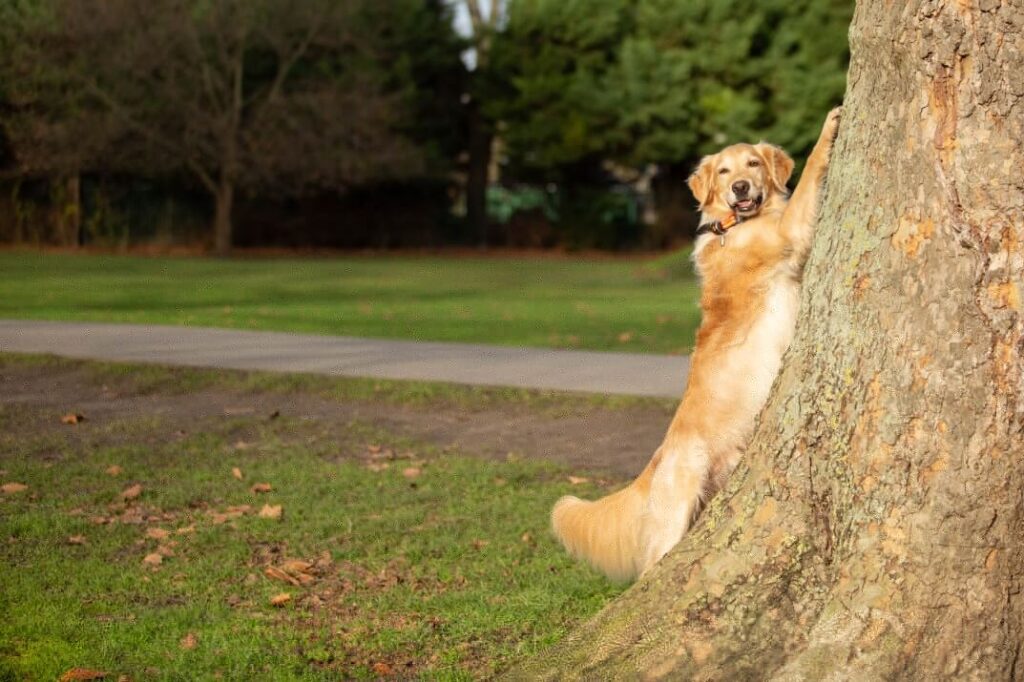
[
  {"x1": 460, "y1": 0, "x2": 505, "y2": 248},
  {"x1": 492, "y1": 0, "x2": 852, "y2": 244},
  {"x1": 1, "y1": 0, "x2": 423, "y2": 254},
  {"x1": 509, "y1": 0, "x2": 1023, "y2": 676}
]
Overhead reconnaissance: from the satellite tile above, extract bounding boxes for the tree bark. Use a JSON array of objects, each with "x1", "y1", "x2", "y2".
[
  {"x1": 508, "y1": 1, "x2": 1023, "y2": 678},
  {"x1": 213, "y1": 179, "x2": 234, "y2": 256},
  {"x1": 466, "y1": 97, "x2": 492, "y2": 248}
]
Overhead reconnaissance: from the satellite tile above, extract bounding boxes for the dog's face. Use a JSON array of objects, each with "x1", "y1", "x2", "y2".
[{"x1": 687, "y1": 143, "x2": 794, "y2": 219}]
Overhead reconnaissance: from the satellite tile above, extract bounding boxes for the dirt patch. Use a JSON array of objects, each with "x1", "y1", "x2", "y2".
[{"x1": 0, "y1": 359, "x2": 670, "y2": 479}]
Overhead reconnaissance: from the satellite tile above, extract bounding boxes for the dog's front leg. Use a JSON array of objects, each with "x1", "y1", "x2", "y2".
[{"x1": 781, "y1": 107, "x2": 842, "y2": 259}]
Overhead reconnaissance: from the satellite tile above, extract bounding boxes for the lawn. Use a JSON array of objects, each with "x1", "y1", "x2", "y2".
[
  {"x1": 0, "y1": 251, "x2": 700, "y2": 354},
  {"x1": 0, "y1": 355, "x2": 661, "y2": 680}
]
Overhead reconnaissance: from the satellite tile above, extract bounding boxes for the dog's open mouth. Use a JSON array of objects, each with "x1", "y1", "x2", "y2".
[{"x1": 731, "y1": 196, "x2": 763, "y2": 215}]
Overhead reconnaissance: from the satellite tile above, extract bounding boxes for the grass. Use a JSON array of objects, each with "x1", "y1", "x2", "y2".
[
  {"x1": 0, "y1": 250, "x2": 700, "y2": 354},
  {"x1": 0, "y1": 355, "x2": 631, "y2": 680}
]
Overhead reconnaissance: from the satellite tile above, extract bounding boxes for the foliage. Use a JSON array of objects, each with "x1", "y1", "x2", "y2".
[{"x1": 493, "y1": 0, "x2": 853, "y2": 175}]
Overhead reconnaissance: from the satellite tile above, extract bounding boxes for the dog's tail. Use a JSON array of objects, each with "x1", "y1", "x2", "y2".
[{"x1": 551, "y1": 454, "x2": 660, "y2": 582}]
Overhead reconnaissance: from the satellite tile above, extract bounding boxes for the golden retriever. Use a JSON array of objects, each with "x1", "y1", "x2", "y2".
[{"x1": 552, "y1": 107, "x2": 842, "y2": 581}]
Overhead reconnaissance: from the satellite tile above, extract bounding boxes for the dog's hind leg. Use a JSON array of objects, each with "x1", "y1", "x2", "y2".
[{"x1": 637, "y1": 438, "x2": 711, "y2": 576}]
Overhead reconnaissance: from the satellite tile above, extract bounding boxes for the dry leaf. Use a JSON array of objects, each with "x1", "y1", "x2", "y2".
[
  {"x1": 471, "y1": 539, "x2": 490, "y2": 550},
  {"x1": 145, "y1": 528, "x2": 170, "y2": 540},
  {"x1": 59, "y1": 669, "x2": 107, "y2": 681},
  {"x1": 121, "y1": 484, "x2": 143, "y2": 501},
  {"x1": 521, "y1": 532, "x2": 533, "y2": 544},
  {"x1": 366, "y1": 462, "x2": 389, "y2": 472},
  {"x1": 1, "y1": 482, "x2": 27, "y2": 494},
  {"x1": 105, "y1": 465, "x2": 123, "y2": 476},
  {"x1": 179, "y1": 632, "x2": 197, "y2": 650},
  {"x1": 231, "y1": 467, "x2": 243, "y2": 480},
  {"x1": 315, "y1": 551, "x2": 333, "y2": 569},
  {"x1": 61, "y1": 413, "x2": 86, "y2": 425},
  {"x1": 175, "y1": 525, "x2": 196, "y2": 535},
  {"x1": 156, "y1": 544, "x2": 176, "y2": 557},
  {"x1": 367, "y1": 444, "x2": 382, "y2": 454},
  {"x1": 250, "y1": 483, "x2": 272, "y2": 494},
  {"x1": 68, "y1": 535, "x2": 87, "y2": 545},
  {"x1": 372, "y1": 662, "x2": 393, "y2": 676},
  {"x1": 280, "y1": 559, "x2": 312, "y2": 573},
  {"x1": 232, "y1": 440, "x2": 251, "y2": 451},
  {"x1": 269, "y1": 593, "x2": 291, "y2": 607},
  {"x1": 402, "y1": 467, "x2": 421, "y2": 480},
  {"x1": 258, "y1": 504, "x2": 282, "y2": 520},
  {"x1": 617, "y1": 331, "x2": 634, "y2": 343},
  {"x1": 567, "y1": 476, "x2": 589, "y2": 485},
  {"x1": 265, "y1": 566, "x2": 300, "y2": 586},
  {"x1": 142, "y1": 552, "x2": 163, "y2": 566}
]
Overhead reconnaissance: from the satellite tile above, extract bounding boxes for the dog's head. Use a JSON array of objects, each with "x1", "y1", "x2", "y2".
[{"x1": 687, "y1": 143, "x2": 794, "y2": 219}]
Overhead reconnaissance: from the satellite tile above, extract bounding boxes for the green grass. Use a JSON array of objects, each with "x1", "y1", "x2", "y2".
[
  {"x1": 0, "y1": 357, "x2": 630, "y2": 680},
  {"x1": 0, "y1": 251, "x2": 700, "y2": 354}
]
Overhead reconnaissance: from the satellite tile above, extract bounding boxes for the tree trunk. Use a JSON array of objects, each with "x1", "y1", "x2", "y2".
[
  {"x1": 508, "y1": 1, "x2": 1023, "y2": 679},
  {"x1": 213, "y1": 180, "x2": 234, "y2": 256},
  {"x1": 65, "y1": 174, "x2": 81, "y2": 248},
  {"x1": 466, "y1": 98, "x2": 492, "y2": 249}
]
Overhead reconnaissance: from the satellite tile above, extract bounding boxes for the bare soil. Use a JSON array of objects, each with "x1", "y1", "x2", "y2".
[{"x1": 0, "y1": 359, "x2": 671, "y2": 479}]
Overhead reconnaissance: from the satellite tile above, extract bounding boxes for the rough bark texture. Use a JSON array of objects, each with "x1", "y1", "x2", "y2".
[{"x1": 508, "y1": 1, "x2": 1023, "y2": 679}]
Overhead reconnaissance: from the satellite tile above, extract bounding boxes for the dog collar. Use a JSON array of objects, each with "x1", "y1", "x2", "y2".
[{"x1": 697, "y1": 212, "x2": 740, "y2": 244}]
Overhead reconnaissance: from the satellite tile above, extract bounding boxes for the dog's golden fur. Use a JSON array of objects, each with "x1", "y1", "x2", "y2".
[{"x1": 552, "y1": 108, "x2": 842, "y2": 581}]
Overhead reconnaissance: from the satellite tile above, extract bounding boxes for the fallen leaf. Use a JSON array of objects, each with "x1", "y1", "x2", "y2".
[
  {"x1": 106, "y1": 465, "x2": 123, "y2": 476},
  {"x1": 269, "y1": 593, "x2": 291, "y2": 607},
  {"x1": 471, "y1": 539, "x2": 490, "y2": 550},
  {"x1": 1, "y1": 482, "x2": 27, "y2": 494},
  {"x1": 231, "y1": 467, "x2": 243, "y2": 480},
  {"x1": 258, "y1": 504, "x2": 282, "y2": 520},
  {"x1": 372, "y1": 662, "x2": 393, "y2": 676},
  {"x1": 521, "y1": 532, "x2": 533, "y2": 544},
  {"x1": 280, "y1": 559, "x2": 312, "y2": 573},
  {"x1": 156, "y1": 544, "x2": 176, "y2": 557},
  {"x1": 366, "y1": 462, "x2": 389, "y2": 472},
  {"x1": 121, "y1": 484, "x2": 143, "y2": 501},
  {"x1": 68, "y1": 535, "x2": 87, "y2": 545},
  {"x1": 314, "y1": 551, "x2": 333, "y2": 569},
  {"x1": 142, "y1": 552, "x2": 163, "y2": 566},
  {"x1": 145, "y1": 528, "x2": 170, "y2": 540},
  {"x1": 61, "y1": 413, "x2": 86, "y2": 425},
  {"x1": 567, "y1": 476, "x2": 589, "y2": 485},
  {"x1": 250, "y1": 483, "x2": 272, "y2": 494},
  {"x1": 265, "y1": 566, "x2": 300, "y2": 586},
  {"x1": 179, "y1": 632, "x2": 197, "y2": 650},
  {"x1": 59, "y1": 669, "x2": 107, "y2": 681},
  {"x1": 402, "y1": 467, "x2": 421, "y2": 480},
  {"x1": 175, "y1": 525, "x2": 196, "y2": 535},
  {"x1": 367, "y1": 444, "x2": 382, "y2": 454},
  {"x1": 233, "y1": 440, "x2": 251, "y2": 451}
]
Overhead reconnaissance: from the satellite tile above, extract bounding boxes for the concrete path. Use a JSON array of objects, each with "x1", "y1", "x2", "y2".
[{"x1": 0, "y1": 320, "x2": 689, "y2": 398}]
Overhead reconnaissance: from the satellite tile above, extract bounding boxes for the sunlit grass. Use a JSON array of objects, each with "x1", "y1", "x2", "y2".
[{"x1": 0, "y1": 251, "x2": 700, "y2": 354}]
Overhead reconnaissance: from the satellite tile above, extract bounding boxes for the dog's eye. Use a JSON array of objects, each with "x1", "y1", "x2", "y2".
[
  {"x1": 717, "y1": 168, "x2": 729, "y2": 175},
  {"x1": 747, "y1": 159, "x2": 761, "y2": 167}
]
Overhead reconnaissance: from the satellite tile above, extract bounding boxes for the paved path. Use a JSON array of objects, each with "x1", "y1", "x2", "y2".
[{"x1": 0, "y1": 320, "x2": 689, "y2": 398}]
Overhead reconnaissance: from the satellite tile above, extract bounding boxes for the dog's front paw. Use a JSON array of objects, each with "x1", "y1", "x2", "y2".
[{"x1": 821, "y1": 106, "x2": 842, "y2": 142}]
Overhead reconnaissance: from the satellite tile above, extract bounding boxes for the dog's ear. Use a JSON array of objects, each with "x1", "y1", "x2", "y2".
[
  {"x1": 687, "y1": 155, "x2": 716, "y2": 207},
  {"x1": 756, "y1": 143, "x2": 795, "y2": 192}
]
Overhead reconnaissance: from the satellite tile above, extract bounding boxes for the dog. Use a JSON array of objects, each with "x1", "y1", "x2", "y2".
[{"x1": 552, "y1": 107, "x2": 842, "y2": 581}]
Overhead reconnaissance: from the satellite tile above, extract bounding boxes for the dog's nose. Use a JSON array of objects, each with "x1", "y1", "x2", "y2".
[{"x1": 732, "y1": 180, "x2": 750, "y2": 196}]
